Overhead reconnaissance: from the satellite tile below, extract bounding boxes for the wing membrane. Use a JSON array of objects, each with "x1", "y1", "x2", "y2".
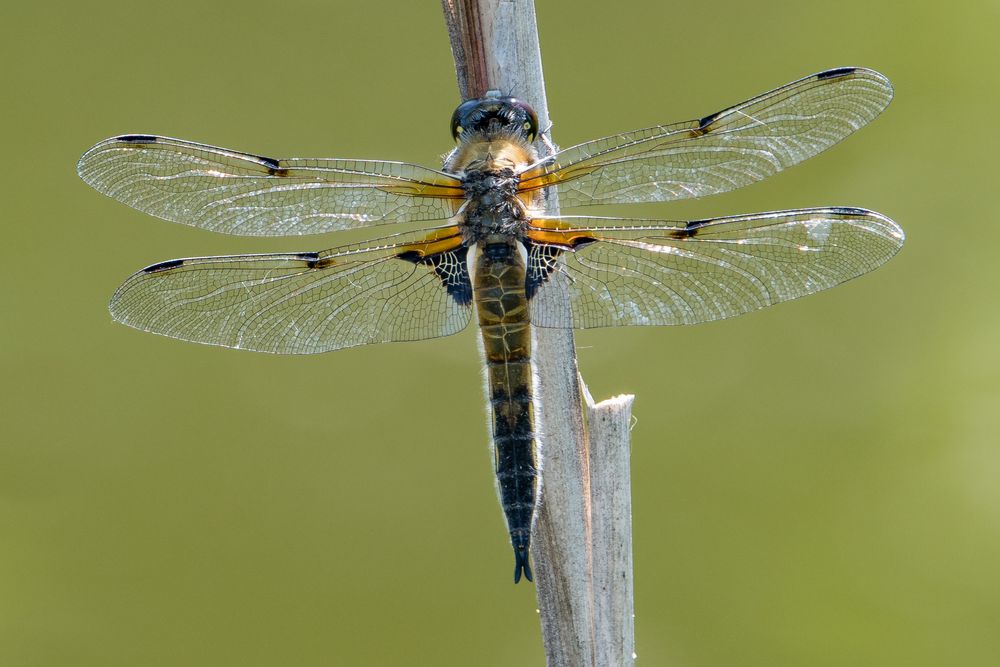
[
  {"x1": 527, "y1": 208, "x2": 903, "y2": 329},
  {"x1": 79, "y1": 135, "x2": 464, "y2": 236},
  {"x1": 519, "y1": 68, "x2": 892, "y2": 207},
  {"x1": 109, "y1": 227, "x2": 472, "y2": 353}
]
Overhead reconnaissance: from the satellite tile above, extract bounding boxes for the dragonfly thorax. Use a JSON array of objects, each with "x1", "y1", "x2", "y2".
[
  {"x1": 459, "y1": 168, "x2": 528, "y2": 240},
  {"x1": 461, "y1": 168, "x2": 518, "y2": 203}
]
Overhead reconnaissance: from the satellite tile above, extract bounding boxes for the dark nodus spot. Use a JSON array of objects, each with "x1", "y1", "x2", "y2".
[
  {"x1": 258, "y1": 155, "x2": 289, "y2": 176},
  {"x1": 668, "y1": 223, "x2": 701, "y2": 239},
  {"x1": 695, "y1": 112, "x2": 720, "y2": 134},
  {"x1": 297, "y1": 251, "x2": 330, "y2": 269}
]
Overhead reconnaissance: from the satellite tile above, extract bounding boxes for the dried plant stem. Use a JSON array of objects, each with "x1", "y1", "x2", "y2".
[{"x1": 441, "y1": 2, "x2": 636, "y2": 665}]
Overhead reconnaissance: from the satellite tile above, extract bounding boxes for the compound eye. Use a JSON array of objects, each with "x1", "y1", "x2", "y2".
[
  {"x1": 514, "y1": 101, "x2": 539, "y2": 141},
  {"x1": 450, "y1": 98, "x2": 481, "y2": 141}
]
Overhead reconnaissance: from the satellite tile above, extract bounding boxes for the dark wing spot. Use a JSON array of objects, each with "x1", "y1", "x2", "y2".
[
  {"x1": 829, "y1": 206, "x2": 868, "y2": 216},
  {"x1": 259, "y1": 155, "x2": 281, "y2": 170},
  {"x1": 435, "y1": 245, "x2": 472, "y2": 306},
  {"x1": 667, "y1": 221, "x2": 702, "y2": 239},
  {"x1": 816, "y1": 67, "x2": 857, "y2": 80},
  {"x1": 396, "y1": 250, "x2": 422, "y2": 263},
  {"x1": 295, "y1": 251, "x2": 334, "y2": 269},
  {"x1": 525, "y1": 241, "x2": 560, "y2": 299},
  {"x1": 143, "y1": 258, "x2": 185, "y2": 274},
  {"x1": 524, "y1": 236, "x2": 599, "y2": 299},
  {"x1": 117, "y1": 134, "x2": 158, "y2": 144},
  {"x1": 397, "y1": 245, "x2": 473, "y2": 306},
  {"x1": 695, "y1": 111, "x2": 721, "y2": 134},
  {"x1": 258, "y1": 155, "x2": 289, "y2": 176}
]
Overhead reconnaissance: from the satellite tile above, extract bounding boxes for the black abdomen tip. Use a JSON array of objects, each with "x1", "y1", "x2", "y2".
[
  {"x1": 512, "y1": 535, "x2": 533, "y2": 584},
  {"x1": 513, "y1": 552, "x2": 533, "y2": 584}
]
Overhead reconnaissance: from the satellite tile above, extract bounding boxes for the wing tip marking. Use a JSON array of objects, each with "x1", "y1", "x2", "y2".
[
  {"x1": 816, "y1": 67, "x2": 858, "y2": 80},
  {"x1": 829, "y1": 206, "x2": 869, "y2": 216},
  {"x1": 116, "y1": 134, "x2": 159, "y2": 144},
  {"x1": 143, "y1": 258, "x2": 185, "y2": 274}
]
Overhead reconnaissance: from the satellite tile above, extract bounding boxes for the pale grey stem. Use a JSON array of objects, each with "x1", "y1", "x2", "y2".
[{"x1": 441, "y1": 2, "x2": 636, "y2": 664}]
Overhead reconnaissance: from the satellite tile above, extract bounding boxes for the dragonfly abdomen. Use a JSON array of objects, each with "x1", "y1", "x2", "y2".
[{"x1": 474, "y1": 240, "x2": 538, "y2": 583}]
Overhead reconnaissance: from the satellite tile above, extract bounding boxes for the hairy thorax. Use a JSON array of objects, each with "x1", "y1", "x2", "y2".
[{"x1": 447, "y1": 137, "x2": 541, "y2": 244}]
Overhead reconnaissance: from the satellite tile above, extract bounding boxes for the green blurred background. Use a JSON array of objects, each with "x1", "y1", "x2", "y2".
[{"x1": 2, "y1": 1, "x2": 997, "y2": 665}]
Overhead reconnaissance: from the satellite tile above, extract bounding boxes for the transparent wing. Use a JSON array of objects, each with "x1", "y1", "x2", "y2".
[
  {"x1": 518, "y1": 68, "x2": 892, "y2": 207},
  {"x1": 109, "y1": 226, "x2": 473, "y2": 353},
  {"x1": 78, "y1": 135, "x2": 464, "y2": 236},
  {"x1": 526, "y1": 208, "x2": 904, "y2": 329}
]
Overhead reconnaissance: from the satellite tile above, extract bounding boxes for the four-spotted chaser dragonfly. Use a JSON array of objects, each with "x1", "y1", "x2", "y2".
[{"x1": 78, "y1": 66, "x2": 903, "y2": 583}]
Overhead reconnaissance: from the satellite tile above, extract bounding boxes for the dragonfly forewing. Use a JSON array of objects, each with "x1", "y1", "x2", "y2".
[
  {"x1": 78, "y1": 135, "x2": 464, "y2": 236},
  {"x1": 518, "y1": 67, "x2": 893, "y2": 208}
]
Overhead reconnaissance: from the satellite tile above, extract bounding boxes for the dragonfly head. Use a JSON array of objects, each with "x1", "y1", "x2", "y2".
[{"x1": 451, "y1": 91, "x2": 538, "y2": 144}]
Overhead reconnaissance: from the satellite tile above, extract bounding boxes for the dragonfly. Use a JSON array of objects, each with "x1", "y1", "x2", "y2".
[{"x1": 78, "y1": 66, "x2": 903, "y2": 583}]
